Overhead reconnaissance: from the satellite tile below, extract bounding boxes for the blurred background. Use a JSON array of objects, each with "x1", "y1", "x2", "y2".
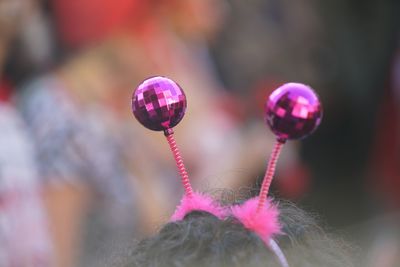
[{"x1": 0, "y1": 0, "x2": 399, "y2": 266}]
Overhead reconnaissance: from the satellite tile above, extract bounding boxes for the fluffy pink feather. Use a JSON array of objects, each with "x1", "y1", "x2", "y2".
[
  {"x1": 171, "y1": 191, "x2": 227, "y2": 221},
  {"x1": 231, "y1": 197, "x2": 281, "y2": 243}
]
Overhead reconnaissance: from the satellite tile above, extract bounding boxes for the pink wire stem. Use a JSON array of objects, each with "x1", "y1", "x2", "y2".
[
  {"x1": 257, "y1": 139, "x2": 285, "y2": 212},
  {"x1": 165, "y1": 130, "x2": 193, "y2": 197}
]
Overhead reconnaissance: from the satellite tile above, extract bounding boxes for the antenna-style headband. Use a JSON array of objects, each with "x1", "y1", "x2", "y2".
[{"x1": 131, "y1": 77, "x2": 322, "y2": 267}]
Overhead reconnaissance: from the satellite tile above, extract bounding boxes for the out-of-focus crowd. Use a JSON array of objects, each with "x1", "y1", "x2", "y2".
[{"x1": 0, "y1": 0, "x2": 399, "y2": 267}]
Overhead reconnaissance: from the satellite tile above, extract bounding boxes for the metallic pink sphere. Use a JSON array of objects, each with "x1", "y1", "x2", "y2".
[
  {"x1": 265, "y1": 83, "x2": 322, "y2": 141},
  {"x1": 132, "y1": 76, "x2": 187, "y2": 131}
]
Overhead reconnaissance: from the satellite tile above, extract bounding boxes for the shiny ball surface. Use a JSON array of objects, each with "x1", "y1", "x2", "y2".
[
  {"x1": 265, "y1": 83, "x2": 322, "y2": 140},
  {"x1": 132, "y1": 76, "x2": 187, "y2": 131}
]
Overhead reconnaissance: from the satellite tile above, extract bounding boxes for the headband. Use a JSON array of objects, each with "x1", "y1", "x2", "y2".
[{"x1": 131, "y1": 76, "x2": 322, "y2": 267}]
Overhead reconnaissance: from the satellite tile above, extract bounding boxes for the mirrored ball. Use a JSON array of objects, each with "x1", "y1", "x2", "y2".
[
  {"x1": 265, "y1": 83, "x2": 322, "y2": 140},
  {"x1": 132, "y1": 76, "x2": 187, "y2": 131}
]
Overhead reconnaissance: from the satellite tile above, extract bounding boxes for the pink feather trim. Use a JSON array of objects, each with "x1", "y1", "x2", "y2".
[
  {"x1": 171, "y1": 192, "x2": 227, "y2": 221},
  {"x1": 231, "y1": 197, "x2": 281, "y2": 243}
]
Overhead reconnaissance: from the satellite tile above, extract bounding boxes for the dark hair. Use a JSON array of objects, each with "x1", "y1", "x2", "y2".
[{"x1": 123, "y1": 201, "x2": 355, "y2": 267}]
